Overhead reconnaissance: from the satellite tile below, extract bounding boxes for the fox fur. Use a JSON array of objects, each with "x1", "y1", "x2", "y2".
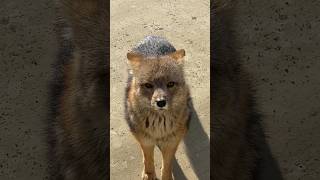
[
  {"x1": 125, "y1": 36, "x2": 191, "y2": 180},
  {"x1": 47, "y1": 0, "x2": 108, "y2": 179},
  {"x1": 212, "y1": 0, "x2": 266, "y2": 180}
]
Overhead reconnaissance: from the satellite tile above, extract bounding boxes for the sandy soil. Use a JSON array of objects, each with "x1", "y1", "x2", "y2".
[
  {"x1": 235, "y1": 1, "x2": 320, "y2": 179},
  {"x1": 110, "y1": 0, "x2": 210, "y2": 179},
  {"x1": 0, "y1": 0, "x2": 57, "y2": 179},
  {"x1": 0, "y1": 0, "x2": 319, "y2": 180}
]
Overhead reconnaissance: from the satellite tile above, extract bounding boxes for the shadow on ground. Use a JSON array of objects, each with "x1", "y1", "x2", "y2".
[
  {"x1": 255, "y1": 134, "x2": 284, "y2": 180},
  {"x1": 172, "y1": 100, "x2": 284, "y2": 180},
  {"x1": 173, "y1": 100, "x2": 210, "y2": 180}
]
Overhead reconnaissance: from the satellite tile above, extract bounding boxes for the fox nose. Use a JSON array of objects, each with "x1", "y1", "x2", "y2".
[{"x1": 156, "y1": 100, "x2": 166, "y2": 108}]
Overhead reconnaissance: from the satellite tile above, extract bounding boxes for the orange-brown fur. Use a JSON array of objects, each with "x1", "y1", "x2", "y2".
[
  {"x1": 126, "y1": 46, "x2": 190, "y2": 180},
  {"x1": 48, "y1": 0, "x2": 108, "y2": 179}
]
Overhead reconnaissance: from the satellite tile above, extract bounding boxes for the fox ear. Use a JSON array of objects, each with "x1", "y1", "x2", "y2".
[
  {"x1": 169, "y1": 49, "x2": 185, "y2": 63},
  {"x1": 127, "y1": 51, "x2": 143, "y2": 67}
]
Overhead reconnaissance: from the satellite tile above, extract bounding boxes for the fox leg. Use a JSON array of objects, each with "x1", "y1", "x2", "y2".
[
  {"x1": 139, "y1": 142, "x2": 157, "y2": 180},
  {"x1": 159, "y1": 142, "x2": 179, "y2": 180}
]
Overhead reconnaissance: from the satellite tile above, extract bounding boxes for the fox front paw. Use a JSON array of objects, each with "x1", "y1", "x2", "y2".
[{"x1": 142, "y1": 171, "x2": 157, "y2": 180}]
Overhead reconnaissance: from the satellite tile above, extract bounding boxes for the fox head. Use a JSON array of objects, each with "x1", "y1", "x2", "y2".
[{"x1": 127, "y1": 49, "x2": 189, "y2": 112}]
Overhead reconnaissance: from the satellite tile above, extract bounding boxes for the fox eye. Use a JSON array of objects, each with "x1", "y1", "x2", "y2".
[
  {"x1": 144, "y1": 83, "x2": 153, "y2": 89},
  {"x1": 167, "y1": 82, "x2": 175, "y2": 88}
]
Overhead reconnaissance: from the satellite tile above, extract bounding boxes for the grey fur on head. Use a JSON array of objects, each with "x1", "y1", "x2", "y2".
[{"x1": 132, "y1": 36, "x2": 176, "y2": 56}]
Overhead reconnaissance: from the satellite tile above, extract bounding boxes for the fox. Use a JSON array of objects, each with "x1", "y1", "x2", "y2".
[
  {"x1": 211, "y1": 1, "x2": 261, "y2": 179},
  {"x1": 212, "y1": 1, "x2": 283, "y2": 180},
  {"x1": 47, "y1": 0, "x2": 108, "y2": 179},
  {"x1": 125, "y1": 36, "x2": 191, "y2": 180}
]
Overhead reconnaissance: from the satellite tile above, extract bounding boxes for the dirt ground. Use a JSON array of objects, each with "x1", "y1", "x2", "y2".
[
  {"x1": 0, "y1": 0, "x2": 319, "y2": 180},
  {"x1": 235, "y1": 1, "x2": 320, "y2": 179},
  {"x1": 110, "y1": 0, "x2": 210, "y2": 179},
  {"x1": 0, "y1": 0, "x2": 56, "y2": 179}
]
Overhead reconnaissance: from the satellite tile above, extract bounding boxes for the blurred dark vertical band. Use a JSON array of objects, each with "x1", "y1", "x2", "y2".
[
  {"x1": 209, "y1": 0, "x2": 214, "y2": 179},
  {"x1": 105, "y1": 0, "x2": 110, "y2": 178}
]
